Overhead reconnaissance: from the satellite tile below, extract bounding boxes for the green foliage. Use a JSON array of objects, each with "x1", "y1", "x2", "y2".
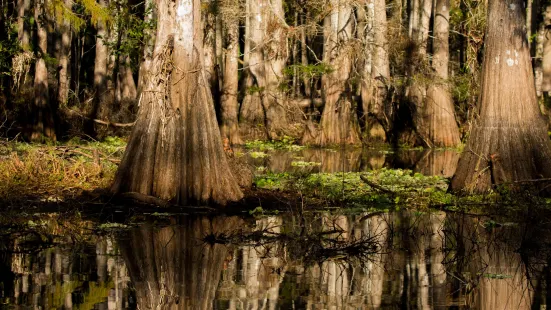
[
  {"x1": 245, "y1": 136, "x2": 305, "y2": 151},
  {"x1": 283, "y1": 63, "x2": 333, "y2": 80},
  {"x1": 246, "y1": 85, "x2": 265, "y2": 95},
  {"x1": 253, "y1": 169, "x2": 454, "y2": 208},
  {"x1": 105, "y1": 1, "x2": 156, "y2": 70}
]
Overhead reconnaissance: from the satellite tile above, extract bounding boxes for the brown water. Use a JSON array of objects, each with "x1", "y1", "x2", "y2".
[{"x1": 0, "y1": 210, "x2": 548, "y2": 309}]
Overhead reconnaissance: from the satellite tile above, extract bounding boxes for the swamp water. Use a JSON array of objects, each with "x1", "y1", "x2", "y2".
[
  {"x1": 0, "y1": 149, "x2": 548, "y2": 309},
  {"x1": 0, "y1": 211, "x2": 548, "y2": 309}
]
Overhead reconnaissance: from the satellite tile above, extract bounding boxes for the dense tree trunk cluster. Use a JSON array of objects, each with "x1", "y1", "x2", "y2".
[{"x1": 1, "y1": 0, "x2": 551, "y2": 199}]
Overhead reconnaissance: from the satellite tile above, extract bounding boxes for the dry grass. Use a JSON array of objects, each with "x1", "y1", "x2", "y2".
[{"x1": 0, "y1": 142, "x2": 120, "y2": 204}]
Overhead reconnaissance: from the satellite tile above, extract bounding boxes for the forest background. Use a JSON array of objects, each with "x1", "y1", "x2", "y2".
[{"x1": 2, "y1": 0, "x2": 551, "y2": 205}]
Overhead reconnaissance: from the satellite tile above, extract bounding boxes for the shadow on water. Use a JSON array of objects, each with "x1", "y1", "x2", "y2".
[{"x1": 0, "y1": 210, "x2": 550, "y2": 308}]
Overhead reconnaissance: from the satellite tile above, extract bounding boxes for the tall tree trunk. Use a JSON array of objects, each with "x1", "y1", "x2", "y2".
[
  {"x1": 202, "y1": 0, "x2": 220, "y2": 109},
  {"x1": 31, "y1": 0, "x2": 56, "y2": 141},
  {"x1": 240, "y1": 0, "x2": 289, "y2": 141},
  {"x1": 423, "y1": 0, "x2": 461, "y2": 147},
  {"x1": 118, "y1": 56, "x2": 137, "y2": 103},
  {"x1": 451, "y1": 0, "x2": 551, "y2": 194},
  {"x1": 111, "y1": 0, "x2": 243, "y2": 205},
  {"x1": 408, "y1": 0, "x2": 433, "y2": 146},
  {"x1": 16, "y1": 0, "x2": 30, "y2": 49},
  {"x1": 308, "y1": 0, "x2": 361, "y2": 146},
  {"x1": 220, "y1": 0, "x2": 242, "y2": 145},
  {"x1": 92, "y1": 0, "x2": 109, "y2": 126},
  {"x1": 261, "y1": 0, "x2": 289, "y2": 140},
  {"x1": 57, "y1": 0, "x2": 71, "y2": 107},
  {"x1": 239, "y1": 0, "x2": 268, "y2": 140},
  {"x1": 361, "y1": 0, "x2": 391, "y2": 142}
]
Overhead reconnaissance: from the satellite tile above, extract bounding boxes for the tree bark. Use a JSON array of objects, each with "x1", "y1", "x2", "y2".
[
  {"x1": 92, "y1": 0, "x2": 109, "y2": 127},
  {"x1": 451, "y1": 0, "x2": 551, "y2": 194},
  {"x1": 308, "y1": 0, "x2": 361, "y2": 146},
  {"x1": 57, "y1": 0, "x2": 72, "y2": 107},
  {"x1": 219, "y1": 0, "x2": 242, "y2": 145},
  {"x1": 111, "y1": 0, "x2": 243, "y2": 205},
  {"x1": 239, "y1": 0, "x2": 268, "y2": 140},
  {"x1": 542, "y1": 5, "x2": 551, "y2": 92},
  {"x1": 31, "y1": 0, "x2": 56, "y2": 141},
  {"x1": 423, "y1": 0, "x2": 461, "y2": 147},
  {"x1": 16, "y1": 0, "x2": 30, "y2": 49},
  {"x1": 240, "y1": 0, "x2": 289, "y2": 141},
  {"x1": 361, "y1": 0, "x2": 391, "y2": 142}
]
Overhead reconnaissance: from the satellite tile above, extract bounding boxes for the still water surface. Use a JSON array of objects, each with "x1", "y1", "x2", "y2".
[
  {"x1": 0, "y1": 210, "x2": 547, "y2": 309},
  {"x1": 0, "y1": 149, "x2": 546, "y2": 309}
]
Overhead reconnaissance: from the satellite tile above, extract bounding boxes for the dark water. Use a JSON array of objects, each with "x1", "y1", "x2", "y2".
[{"x1": 0, "y1": 210, "x2": 549, "y2": 309}]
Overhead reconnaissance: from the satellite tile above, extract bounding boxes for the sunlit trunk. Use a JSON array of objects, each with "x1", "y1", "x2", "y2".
[
  {"x1": 452, "y1": 0, "x2": 551, "y2": 193},
  {"x1": 111, "y1": 0, "x2": 244, "y2": 204}
]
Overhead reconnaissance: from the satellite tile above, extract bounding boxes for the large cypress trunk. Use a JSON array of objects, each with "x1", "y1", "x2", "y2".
[
  {"x1": 423, "y1": 0, "x2": 461, "y2": 147},
  {"x1": 111, "y1": 0, "x2": 243, "y2": 205},
  {"x1": 308, "y1": 0, "x2": 361, "y2": 146},
  {"x1": 451, "y1": 0, "x2": 551, "y2": 193}
]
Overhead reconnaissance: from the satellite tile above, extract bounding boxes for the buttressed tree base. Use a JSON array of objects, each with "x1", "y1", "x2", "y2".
[
  {"x1": 452, "y1": 0, "x2": 551, "y2": 194},
  {"x1": 111, "y1": 0, "x2": 243, "y2": 205}
]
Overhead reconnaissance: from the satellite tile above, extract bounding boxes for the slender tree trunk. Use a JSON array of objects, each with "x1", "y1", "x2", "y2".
[
  {"x1": 16, "y1": 0, "x2": 30, "y2": 49},
  {"x1": 423, "y1": 0, "x2": 461, "y2": 147},
  {"x1": 300, "y1": 17, "x2": 311, "y2": 97},
  {"x1": 93, "y1": 0, "x2": 109, "y2": 124},
  {"x1": 118, "y1": 56, "x2": 137, "y2": 103},
  {"x1": 111, "y1": 0, "x2": 243, "y2": 205},
  {"x1": 31, "y1": 0, "x2": 56, "y2": 141},
  {"x1": 220, "y1": 0, "x2": 242, "y2": 145},
  {"x1": 57, "y1": 0, "x2": 71, "y2": 107},
  {"x1": 203, "y1": 0, "x2": 220, "y2": 108},
  {"x1": 451, "y1": 0, "x2": 551, "y2": 194},
  {"x1": 307, "y1": 0, "x2": 361, "y2": 146}
]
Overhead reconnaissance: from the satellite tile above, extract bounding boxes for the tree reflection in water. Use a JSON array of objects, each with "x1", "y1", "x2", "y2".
[
  {"x1": 0, "y1": 211, "x2": 551, "y2": 308},
  {"x1": 120, "y1": 216, "x2": 242, "y2": 309}
]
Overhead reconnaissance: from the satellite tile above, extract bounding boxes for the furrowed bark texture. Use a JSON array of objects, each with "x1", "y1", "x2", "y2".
[
  {"x1": 361, "y1": 0, "x2": 391, "y2": 142},
  {"x1": 310, "y1": 0, "x2": 360, "y2": 146},
  {"x1": 423, "y1": 0, "x2": 460, "y2": 147},
  {"x1": 451, "y1": 0, "x2": 551, "y2": 193},
  {"x1": 220, "y1": 0, "x2": 242, "y2": 145},
  {"x1": 240, "y1": 0, "x2": 289, "y2": 140},
  {"x1": 111, "y1": 0, "x2": 243, "y2": 205}
]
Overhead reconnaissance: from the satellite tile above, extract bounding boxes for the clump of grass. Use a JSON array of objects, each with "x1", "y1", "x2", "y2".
[{"x1": 0, "y1": 141, "x2": 120, "y2": 203}]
